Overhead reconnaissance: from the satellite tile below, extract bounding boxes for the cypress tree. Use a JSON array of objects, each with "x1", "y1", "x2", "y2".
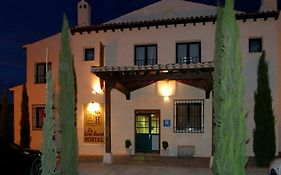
[
  {"x1": 0, "y1": 92, "x2": 11, "y2": 140},
  {"x1": 58, "y1": 15, "x2": 78, "y2": 175},
  {"x1": 41, "y1": 71, "x2": 56, "y2": 175},
  {"x1": 253, "y1": 51, "x2": 275, "y2": 167},
  {"x1": 212, "y1": 0, "x2": 247, "y2": 174},
  {"x1": 20, "y1": 84, "x2": 31, "y2": 148}
]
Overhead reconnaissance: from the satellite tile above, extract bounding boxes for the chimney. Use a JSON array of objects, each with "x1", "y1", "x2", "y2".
[
  {"x1": 260, "y1": 0, "x2": 277, "y2": 11},
  {"x1": 77, "y1": 0, "x2": 91, "y2": 26}
]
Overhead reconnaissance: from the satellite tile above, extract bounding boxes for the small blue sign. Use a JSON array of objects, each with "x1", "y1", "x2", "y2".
[{"x1": 163, "y1": 119, "x2": 170, "y2": 127}]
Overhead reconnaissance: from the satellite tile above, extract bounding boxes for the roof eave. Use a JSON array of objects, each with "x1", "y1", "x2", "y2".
[{"x1": 71, "y1": 11, "x2": 279, "y2": 35}]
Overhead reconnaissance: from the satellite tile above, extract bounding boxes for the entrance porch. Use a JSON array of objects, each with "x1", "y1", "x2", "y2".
[{"x1": 92, "y1": 62, "x2": 214, "y2": 163}]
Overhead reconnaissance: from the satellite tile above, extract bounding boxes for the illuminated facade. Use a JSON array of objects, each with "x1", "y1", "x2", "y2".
[{"x1": 11, "y1": 0, "x2": 281, "y2": 162}]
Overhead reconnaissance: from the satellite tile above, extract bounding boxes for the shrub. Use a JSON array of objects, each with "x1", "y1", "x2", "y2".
[
  {"x1": 162, "y1": 141, "x2": 168, "y2": 150},
  {"x1": 125, "y1": 139, "x2": 132, "y2": 149}
]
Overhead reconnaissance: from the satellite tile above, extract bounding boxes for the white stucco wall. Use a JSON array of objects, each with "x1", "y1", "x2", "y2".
[
  {"x1": 72, "y1": 22, "x2": 216, "y2": 156},
  {"x1": 71, "y1": 17, "x2": 280, "y2": 157},
  {"x1": 13, "y1": 1, "x2": 280, "y2": 158},
  {"x1": 110, "y1": 82, "x2": 212, "y2": 157},
  {"x1": 239, "y1": 19, "x2": 279, "y2": 155},
  {"x1": 17, "y1": 34, "x2": 61, "y2": 150}
]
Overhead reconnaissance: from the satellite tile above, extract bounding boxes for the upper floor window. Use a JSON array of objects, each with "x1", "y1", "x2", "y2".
[
  {"x1": 35, "y1": 63, "x2": 51, "y2": 84},
  {"x1": 84, "y1": 48, "x2": 95, "y2": 61},
  {"x1": 176, "y1": 42, "x2": 201, "y2": 64},
  {"x1": 174, "y1": 99, "x2": 204, "y2": 133},
  {"x1": 135, "y1": 45, "x2": 157, "y2": 65},
  {"x1": 32, "y1": 105, "x2": 45, "y2": 130},
  {"x1": 249, "y1": 38, "x2": 262, "y2": 53}
]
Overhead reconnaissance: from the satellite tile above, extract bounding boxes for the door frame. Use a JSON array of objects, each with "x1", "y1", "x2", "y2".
[{"x1": 134, "y1": 109, "x2": 161, "y2": 154}]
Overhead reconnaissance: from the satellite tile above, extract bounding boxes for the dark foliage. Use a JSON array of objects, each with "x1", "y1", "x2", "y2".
[
  {"x1": 20, "y1": 84, "x2": 31, "y2": 148},
  {"x1": 0, "y1": 92, "x2": 11, "y2": 140},
  {"x1": 253, "y1": 51, "x2": 276, "y2": 167}
]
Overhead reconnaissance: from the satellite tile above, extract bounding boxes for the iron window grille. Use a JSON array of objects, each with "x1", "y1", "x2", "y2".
[
  {"x1": 173, "y1": 99, "x2": 204, "y2": 133},
  {"x1": 135, "y1": 45, "x2": 157, "y2": 65},
  {"x1": 35, "y1": 63, "x2": 51, "y2": 84},
  {"x1": 32, "y1": 105, "x2": 45, "y2": 130}
]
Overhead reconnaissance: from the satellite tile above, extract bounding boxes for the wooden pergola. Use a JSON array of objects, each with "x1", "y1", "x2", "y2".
[{"x1": 91, "y1": 62, "x2": 214, "y2": 158}]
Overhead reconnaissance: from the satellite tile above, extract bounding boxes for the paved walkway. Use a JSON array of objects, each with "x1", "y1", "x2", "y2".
[{"x1": 77, "y1": 155, "x2": 268, "y2": 175}]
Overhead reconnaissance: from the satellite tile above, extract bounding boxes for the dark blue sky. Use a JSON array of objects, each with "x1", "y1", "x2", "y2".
[{"x1": 0, "y1": 0, "x2": 279, "y2": 99}]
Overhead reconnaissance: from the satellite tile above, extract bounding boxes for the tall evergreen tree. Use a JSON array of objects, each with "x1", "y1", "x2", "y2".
[
  {"x1": 20, "y1": 84, "x2": 31, "y2": 148},
  {"x1": 41, "y1": 71, "x2": 56, "y2": 175},
  {"x1": 0, "y1": 92, "x2": 11, "y2": 140},
  {"x1": 253, "y1": 51, "x2": 275, "y2": 167},
  {"x1": 58, "y1": 15, "x2": 78, "y2": 175},
  {"x1": 212, "y1": 0, "x2": 247, "y2": 174}
]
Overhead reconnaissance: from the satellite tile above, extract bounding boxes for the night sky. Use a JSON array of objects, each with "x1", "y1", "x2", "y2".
[{"x1": 0, "y1": 0, "x2": 279, "y2": 101}]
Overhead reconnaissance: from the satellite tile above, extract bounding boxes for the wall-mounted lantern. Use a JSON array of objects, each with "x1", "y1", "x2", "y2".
[
  {"x1": 92, "y1": 81, "x2": 103, "y2": 94},
  {"x1": 157, "y1": 80, "x2": 175, "y2": 101},
  {"x1": 87, "y1": 102, "x2": 101, "y2": 115}
]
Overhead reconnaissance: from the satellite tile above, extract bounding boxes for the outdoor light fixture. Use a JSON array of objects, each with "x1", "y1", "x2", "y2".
[
  {"x1": 87, "y1": 102, "x2": 101, "y2": 115},
  {"x1": 92, "y1": 79, "x2": 103, "y2": 94},
  {"x1": 158, "y1": 80, "x2": 175, "y2": 100}
]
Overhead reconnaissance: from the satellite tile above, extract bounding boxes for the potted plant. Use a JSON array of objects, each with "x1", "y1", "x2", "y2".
[
  {"x1": 125, "y1": 139, "x2": 132, "y2": 155},
  {"x1": 162, "y1": 141, "x2": 169, "y2": 156}
]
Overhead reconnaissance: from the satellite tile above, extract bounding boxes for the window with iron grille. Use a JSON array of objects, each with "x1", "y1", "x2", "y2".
[
  {"x1": 35, "y1": 63, "x2": 51, "y2": 84},
  {"x1": 32, "y1": 105, "x2": 45, "y2": 130},
  {"x1": 173, "y1": 99, "x2": 204, "y2": 133},
  {"x1": 135, "y1": 45, "x2": 157, "y2": 65},
  {"x1": 176, "y1": 42, "x2": 201, "y2": 64}
]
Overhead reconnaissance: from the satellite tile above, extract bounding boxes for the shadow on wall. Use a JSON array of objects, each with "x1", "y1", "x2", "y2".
[{"x1": 105, "y1": 40, "x2": 118, "y2": 66}]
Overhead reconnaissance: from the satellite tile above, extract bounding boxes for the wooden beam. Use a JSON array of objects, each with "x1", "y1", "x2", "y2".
[
  {"x1": 117, "y1": 71, "x2": 212, "y2": 82},
  {"x1": 95, "y1": 66, "x2": 214, "y2": 100},
  {"x1": 114, "y1": 82, "x2": 131, "y2": 100}
]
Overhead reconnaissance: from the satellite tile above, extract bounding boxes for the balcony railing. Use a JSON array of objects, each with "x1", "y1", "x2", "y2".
[
  {"x1": 135, "y1": 59, "x2": 157, "y2": 65},
  {"x1": 135, "y1": 57, "x2": 200, "y2": 66},
  {"x1": 177, "y1": 56, "x2": 201, "y2": 64}
]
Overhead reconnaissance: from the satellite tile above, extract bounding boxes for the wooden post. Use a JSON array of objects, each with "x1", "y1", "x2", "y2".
[
  {"x1": 103, "y1": 81, "x2": 113, "y2": 163},
  {"x1": 105, "y1": 82, "x2": 111, "y2": 153}
]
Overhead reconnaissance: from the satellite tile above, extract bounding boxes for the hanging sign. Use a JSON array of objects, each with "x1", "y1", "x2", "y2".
[{"x1": 83, "y1": 103, "x2": 105, "y2": 144}]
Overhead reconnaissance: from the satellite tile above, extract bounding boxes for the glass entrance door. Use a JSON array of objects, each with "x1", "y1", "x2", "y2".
[{"x1": 135, "y1": 110, "x2": 160, "y2": 153}]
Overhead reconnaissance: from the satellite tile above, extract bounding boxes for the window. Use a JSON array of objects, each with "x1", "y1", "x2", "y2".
[
  {"x1": 176, "y1": 42, "x2": 201, "y2": 64},
  {"x1": 174, "y1": 99, "x2": 204, "y2": 133},
  {"x1": 249, "y1": 38, "x2": 262, "y2": 53},
  {"x1": 84, "y1": 48, "x2": 95, "y2": 61},
  {"x1": 135, "y1": 45, "x2": 157, "y2": 65},
  {"x1": 35, "y1": 63, "x2": 51, "y2": 84},
  {"x1": 32, "y1": 105, "x2": 45, "y2": 130}
]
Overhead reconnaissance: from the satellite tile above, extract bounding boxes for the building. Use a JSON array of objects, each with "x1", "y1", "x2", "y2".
[{"x1": 11, "y1": 0, "x2": 281, "y2": 163}]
